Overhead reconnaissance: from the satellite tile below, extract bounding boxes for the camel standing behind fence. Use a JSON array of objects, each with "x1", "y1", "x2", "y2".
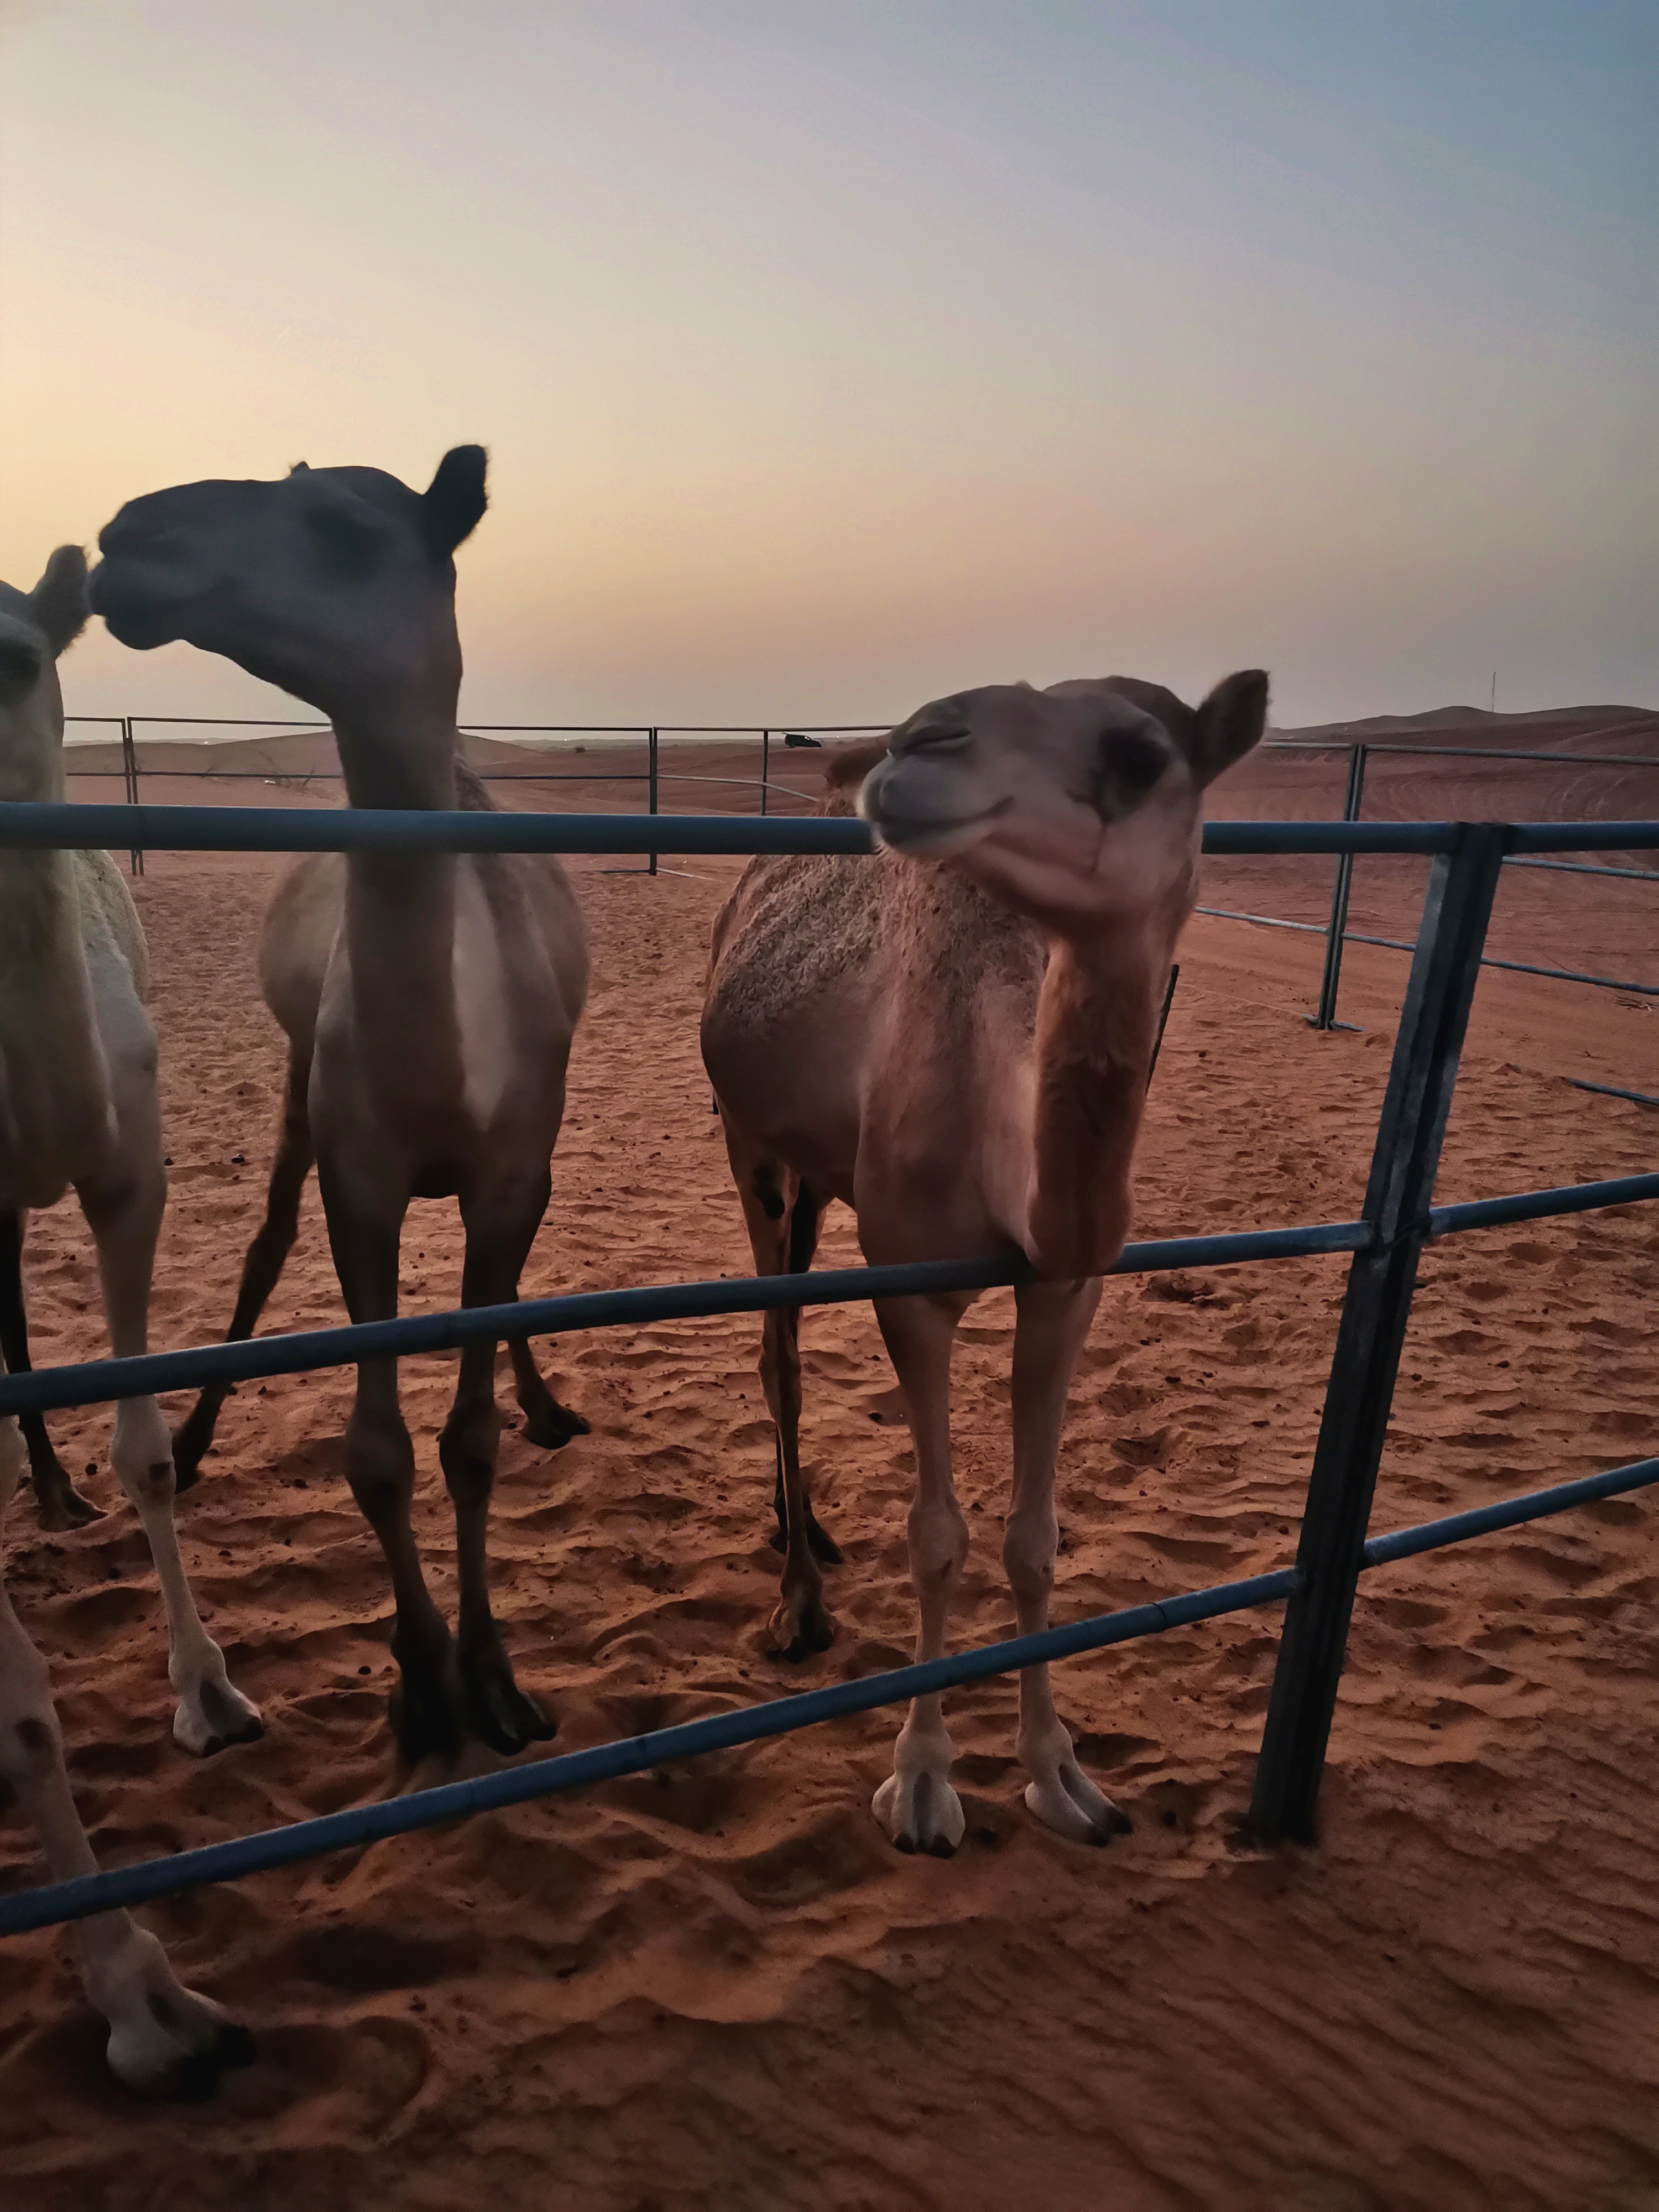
[{"x1": 702, "y1": 672, "x2": 1265, "y2": 1852}]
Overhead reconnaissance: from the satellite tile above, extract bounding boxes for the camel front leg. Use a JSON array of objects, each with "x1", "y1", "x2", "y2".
[
  {"x1": 871, "y1": 1291, "x2": 968, "y2": 1855},
  {"x1": 77, "y1": 1166, "x2": 262, "y2": 1756},
  {"x1": 321, "y1": 1164, "x2": 458, "y2": 1761},
  {"x1": 1007, "y1": 1276, "x2": 1127, "y2": 1844},
  {"x1": 439, "y1": 1178, "x2": 562, "y2": 1755},
  {"x1": 0, "y1": 1418, "x2": 255, "y2": 2096}
]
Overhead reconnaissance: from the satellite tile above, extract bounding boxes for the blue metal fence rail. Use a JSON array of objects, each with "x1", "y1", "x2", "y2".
[{"x1": 1, "y1": 806, "x2": 1656, "y2": 1934}]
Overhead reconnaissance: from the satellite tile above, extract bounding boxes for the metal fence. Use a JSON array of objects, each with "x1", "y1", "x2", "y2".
[
  {"x1": 1, "y1": 805, "x2": 1657, "y2": 1939},
  {"x1": 1194, "y1": 738, "x2": 1659, "y2": 1108}
]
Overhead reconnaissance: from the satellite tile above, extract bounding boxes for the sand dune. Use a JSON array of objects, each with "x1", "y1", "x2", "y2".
[{"x1": 1, "y1": 740, "x2": 1656, "y2": 2209}]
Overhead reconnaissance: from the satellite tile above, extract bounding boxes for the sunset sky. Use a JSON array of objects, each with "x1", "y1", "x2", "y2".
[{"x1": 2, "y1": 2, "x2": 1652, "y2": 731}]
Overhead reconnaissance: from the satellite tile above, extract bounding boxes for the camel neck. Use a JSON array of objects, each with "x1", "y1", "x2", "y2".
[
  {"x1": 330, "y1": 700, "x2": 459, "y2": 812},
  {"x1": 1023, "y1": 925, "x2": 1165, "y2": 1278}
]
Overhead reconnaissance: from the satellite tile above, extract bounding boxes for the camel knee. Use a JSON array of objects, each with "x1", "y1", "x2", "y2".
[
  {"x1": 109, "y1": 1400, "x2": 176, "y2": 1514},
  {"x1": 907, "y1": 1499, "x2": 969, "y2": 1602},
  {"x1": 0, "y1": 1648, "x2": 61, "y2": 1799},
  {"x1": 1003, "y1": 1509, "x2": 1058, "y2": 1610},
  {"x1": 345, "y1": 1412, "x2": 415, "y2": 1525},
  {"x1": 439, "y1": 1398, "x2": 501, "y2": 1504}
]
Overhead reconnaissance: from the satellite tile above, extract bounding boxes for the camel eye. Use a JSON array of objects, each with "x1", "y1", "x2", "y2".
[
  {"x1": 1093, "y1": 729, "x2": 1169, "y2": 813},
  {"x1": 901, "y1": 721, "x2": 970, "y2": 755}
]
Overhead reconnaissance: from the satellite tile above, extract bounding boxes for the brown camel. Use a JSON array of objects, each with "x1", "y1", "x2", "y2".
[
  {"x1": 701, "y1": 671, "x2": 1265, "y2": 1851},
  {"x1": 89, "y1": 448, "x2": 591, "y2": 1763}
]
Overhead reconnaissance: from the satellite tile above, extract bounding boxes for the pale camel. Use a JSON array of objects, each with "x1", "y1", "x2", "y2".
[
  {"x1": 89, "y1": 448, "x2": 591, "y2": 1762},
  {"x1": 702, "y1": 671, "x2": 1265, "y2": 1851},
  {"x1": 0, "y1": 549, "x2": 258, "y2": 2096}
]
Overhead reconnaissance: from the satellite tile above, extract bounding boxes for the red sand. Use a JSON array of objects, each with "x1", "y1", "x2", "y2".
[{"x1": 3, "y1": 734, "x2": 1657, "y2": 2210}]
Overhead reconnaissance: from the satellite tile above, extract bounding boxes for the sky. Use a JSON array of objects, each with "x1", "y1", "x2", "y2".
[{"x1": 1, "y1": 1, "x2": 1653, "y2": 732}]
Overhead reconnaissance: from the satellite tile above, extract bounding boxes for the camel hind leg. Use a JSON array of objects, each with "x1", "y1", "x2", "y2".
[
  {"x1": 172, "y1": 1047, "x2": 314, "y2": 1488},
  {"x1": 717, "y1": 1113, "x2": 838, "y2": 1661},
  {"x1": 0, "y1": 1209, "x2": 103, "y2": 1528},
  {"x1": 507, "y1": 1337, "x2": 588, "y2": 1450}
]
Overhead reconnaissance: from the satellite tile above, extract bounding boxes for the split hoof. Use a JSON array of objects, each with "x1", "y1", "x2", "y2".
[
  {"x1": 764, "y1": 1592, "x2": 836, "y2": 1663},
  {"x1": 461, "y1": 1653, "x2": 558, "y2": 1756},
  {"x1": 98, "y1": 1928, "x2": 257, "y2": 2100},
  {"x1": 1024, "y1": 1762, "x2": 1131, "y2": 1846},
  {"x1": 873, "y1": 1769, "x2": 964, "y2": 1858},
  {"x1": 173, "y1": 1674, "x2": 264, "y2": 1759},
  {"x1": 34, "y1": 1477, "x2": 105, "y2": 1531},
  {"x1": 521, "y1": 1399, "x2": 590, "y2": 1451}
]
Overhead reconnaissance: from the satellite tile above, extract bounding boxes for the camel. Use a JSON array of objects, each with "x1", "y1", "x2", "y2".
[
  {"x1": 88, "y1": 447, "x2": 591, "y2": 1765},
  {"x1": 0, "y1": 550, "x2": 258, "y2": 2095},
  {"x1": 701, "y1": 670, "x2": 1266, "y2": 1853}
]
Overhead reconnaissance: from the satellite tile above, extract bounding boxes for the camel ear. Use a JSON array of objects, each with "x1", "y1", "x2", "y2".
[
  {"x1": 29, "y1": 545, "x2": 89, "y2": 657},
  {"x1": 421, "y1": 445, "x2": 488, "y2": 559},
  {"x1": 1188, "y1": 669, "x2": 1268, "y2": 787}
]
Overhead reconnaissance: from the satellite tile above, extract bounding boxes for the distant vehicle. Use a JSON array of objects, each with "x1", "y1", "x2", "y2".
[{"x1": 782, "y1": 731, "x2": 822, "y2": 748}]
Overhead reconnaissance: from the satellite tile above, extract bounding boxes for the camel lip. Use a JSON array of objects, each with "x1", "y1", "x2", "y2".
[
  {"x1": 858, "y1": 793, "x2": 1011, "y2": 856},
  {"x1": 86, "y1": 560, "x2": 183, "y2": 650}
]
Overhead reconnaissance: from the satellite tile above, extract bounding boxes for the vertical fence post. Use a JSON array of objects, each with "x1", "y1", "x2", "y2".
[
  {"x1": 121, "y1": 715, "x2": 144, "y2": 878},
  {"x1": 647, "y1": 727, "x2": 659, "y2": 877},
  {"x1": 1309, "y1": 742, "x2": 1367, "y2": 1030},
  {"x1": 760, "y1": 728, "x2": 770, "y2": 818},
  {"x1": 1251, "y1": 822, "x2": 1506, "y2": 1844}
]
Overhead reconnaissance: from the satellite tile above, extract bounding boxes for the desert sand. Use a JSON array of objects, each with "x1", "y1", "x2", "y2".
[{"x1": 2, "y1": 728, "x2": 1657, "y2": 2210}]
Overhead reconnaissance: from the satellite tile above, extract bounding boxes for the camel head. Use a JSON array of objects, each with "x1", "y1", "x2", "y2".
[
  {"x1": 0, "y1": 547, "x2": 88, "y2": 802},
  {"x1": 89, "y1": 447, "x2": 489, "y2": 729},
  {"x1": 858, "y1": 670, "x2": 1267, "y2": 932}
]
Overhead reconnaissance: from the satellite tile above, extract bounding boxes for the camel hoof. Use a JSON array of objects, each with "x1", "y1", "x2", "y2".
[
  {"x1": 175, "y1": 1675, "x2": 264, "y2": 1759},
  {"x1": 1024, "y1": 1763, "x2": 1131, "y2": 1846},
  {"x1": 34, "y1": 1479, "x2": 105, "y2": 1531},
  {"x1": 389, "y1": 1671, "x2": 466, "y2": 1766},
  {"x1": 764, "y1": 1594, "x2": 835, "y2": 1663},
  {"x1": 521, "y1": 1400, "x2": 589, "y2": 1451},
  {"x1": 100, "y1": 1928, "x2": 257, "y2": 2100},
  {"x1": 460, "y1": 1648, "x2": 557, "y2": 1756},
  {"x1": 873, "y1": 1769, "x2": 964, "y2": 1858}
]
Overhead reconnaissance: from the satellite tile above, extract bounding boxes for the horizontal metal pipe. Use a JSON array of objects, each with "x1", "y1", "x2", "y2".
[
  {"x1": 1363, "y1": 1458, "x2": 1659, "y2": 1569},
  {"x1": 1427, "y1": 1171, "x2": 1659, "y2": 1238},
  {"x1": 9, "y1": 1441, "x2": 1657, "y2": 1935},
  {"x1": 1200, "y1": 904, "x2": 1659, "y2": 998},
  {"x1": 1261, "y1": 741, "x2": 1659, "y2": 770},
  {"x1": 1506, "y1": 856, "x2": 1659, "y2": 884},
  {"x1": 1510, "y1": 822, "x2": 1659, "y2": 853},
  {"x1": 0, "y1": 1567, "x2": 1301, "y2": 1936},
  {"x1": 1566, "y1": 1078, "x2": 1659, "y2": 1109},
  {"x1": 0, "y1": 805, "x2": 877, "y2": 857},
  {"x1": 0, "y1": 1220, "x2": 1372, "y2": 1418}
]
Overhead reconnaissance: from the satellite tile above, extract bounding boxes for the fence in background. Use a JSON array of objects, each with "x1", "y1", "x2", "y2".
[
  {"x1": 0, "y1": 803, "x2": 1656, "y2": 1938},
  {"x1": 1194, "y1": 739, "x2": 1659, "y2": 1108},
  {"x1": 67, "y1": 721, "x2": 1659, "y2": 1041}
]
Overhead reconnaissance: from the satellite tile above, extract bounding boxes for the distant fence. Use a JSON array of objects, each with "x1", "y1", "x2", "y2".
[
  {"x1": 0, "y1": 805, "x2": 1656, "y2": 1938},
  {"x1": 1189, "y1": 738, "x2": 1659, "y2": 1108},
  {"x1": 65, "y1": 716, "x2": 1659, "y2": 1092}
]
